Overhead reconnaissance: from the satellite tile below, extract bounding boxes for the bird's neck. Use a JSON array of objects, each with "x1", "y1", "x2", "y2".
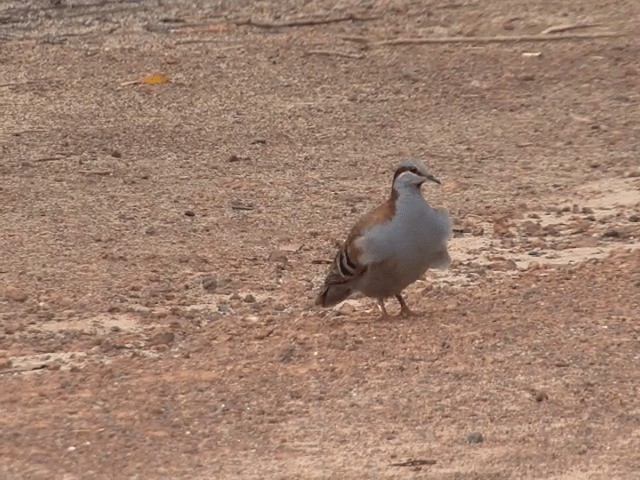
[{"x1": 391, "y1": 184, "x2": 423, "y2": 202}]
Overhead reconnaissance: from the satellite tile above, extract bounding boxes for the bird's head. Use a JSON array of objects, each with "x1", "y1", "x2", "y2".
[{"x1": 392, "y1": 158, "x2": 441, "y2": 193}]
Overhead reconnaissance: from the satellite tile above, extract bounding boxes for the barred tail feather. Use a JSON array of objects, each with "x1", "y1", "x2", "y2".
[
  {"x1": 315, "y1": 248, "x2": 363, "y2": 307},
  {"x1": 316, "y1": 284, "x2": 353, "y2": 307}
]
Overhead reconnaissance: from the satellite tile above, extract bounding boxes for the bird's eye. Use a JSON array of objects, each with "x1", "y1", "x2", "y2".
[{"x1": 410, "y1": 167, "x2": 419, "y2": 174}]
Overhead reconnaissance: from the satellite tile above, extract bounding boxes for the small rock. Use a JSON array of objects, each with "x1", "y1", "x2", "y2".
[
  {"x1": 581, "y1": 207, "x2": 594, "y2": 215},
  {"x1": 274, "y1": 303, "x2": 286, "y2": 312},
  {"x1": 267, "y1": 250, "x2": 288, "y2": 264},
  {"x1": 244, "y1": 294, "x2": 256, "y2": 303},
  {"x1": 337, "y1": 303, "x2": 356, "y2": 316},
  {"x1": 568, "y1": 237, "x2": 599, "y2": 248},
  {"x1": 467, "y1": 432, "x2": 484, "y2": 444},
  {"x1": 145, "y1": 226, "x2": 157, "y2": 235},
  {"x1": 471, "y1": 226, "x2": 484, "y2": 236},
  {"x1": 200, "y1": 275, "x2": 217, "y2": 293},
  {"x1": 0, "y1": 358, "x2": 12, "y2": 370},
  {"x1": 279, "y1": 346, "x2": 295, "y2": 363},
  {"x1": 149, "y1": 331, "x2": 175, "y2": 346},
  {"x1": 602, "y1": 230, "x2": 620, "y2": 238},
  {"x1": 217, "y1": 303, "x2": 230, "y2": 313},
  {"x1": 488, "y1": 259, "x2": 517, "y2": 271},
  {"x1": 184, "y1": 210, "x2": 195, "y2": 217},
  {"x1": 521, "y1": 220, "x2": 541, "y2": 236},
  {"x1": 250, "y1": 137, "x2": 267, "y2": 145},
  {"x1": 492, "y1": 217, "x2": 514, "y2": 238},
  {"x1": 100, "y1": 339, "x2": 116, "y2": 352},
  {"x1": 629, "y1": 214, "x2": 639, "y2": 223},
  {"x1": 111, "y1": 149, "x2": 122, "y2": 158},
  {"x1": 533, "y1": 390, "x2": 549, "y2": 402},
  {"x1": 3, "y1": 286, "x2": 28, "y2": 303}
]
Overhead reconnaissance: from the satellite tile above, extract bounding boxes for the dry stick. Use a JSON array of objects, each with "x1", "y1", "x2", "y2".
[
  {"x1": 34, "y1": 156, "x2": 65, "y2": 162},
  {"x1": 235, "y1": 13, "x2": 380, "y2": 29},
  {"x1": 174, "y1": 41, "x2": 244, "y2": 49},
  {"x1": 305, "y1": 49, "x2": 364, "y2": 59},
  {"x1": 390, "y1": 459, "x2": 437, "y2": 467},
  {"x1": 540, "y1": 22, "x2": 603, "y2": 35},
  {"x1": 344, "y1": 31, "x2": 623, "y2": 47}
]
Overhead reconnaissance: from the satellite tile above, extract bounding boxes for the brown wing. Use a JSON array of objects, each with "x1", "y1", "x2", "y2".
[{"x1": 315, "y1": 197, "x2": 396, "y2": 307}]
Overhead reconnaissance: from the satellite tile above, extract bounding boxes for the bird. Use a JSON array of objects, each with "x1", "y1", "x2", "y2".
[{"x1": 316, "y1": 158, "x2": 452, "y2": 318}]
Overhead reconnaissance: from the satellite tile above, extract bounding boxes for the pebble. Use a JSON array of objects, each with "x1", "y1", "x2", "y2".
[
  {"x1": 488, "y1": 259, "x2": 517, "y2": 271},
  {"x1": 337, "y1": 303, "x2": 356, "y2": 315},
  {"x1": 467, "y1": 432, "x2": 484, "y2": 444},
  {"x1": 3, "y1": 286, "x2": 28, "y2": 303},
  {"x1": 629, "y1": 214, "x2": 639, "y2": 223},
  {"x1": 149, "y1": 331, "x2": 175, "y2": 346},
  {"x1": 267, "y1": 250, "x2": 289, "y2": 264},
  {"x1": 602, "y1": 230, "x2": 621, "y2": 238},
  {"x1": 200, "y1": 275, "x2": 217, "y2": 293},
  {"x1": 184, "y1": 210, "x2": 195, "y2": 217},
  {"x1": 533, "y1": 390, "x2": 549, "y2": 402},
  {"x1": 244, "y1": 294, "x2": 256, "y2": 303},
  {"x1": 492, "y1": 217, "x2": 514, "y2": 238},
  {"x1": 521, "y1": 221, "x2": 541, "y2": 236}
]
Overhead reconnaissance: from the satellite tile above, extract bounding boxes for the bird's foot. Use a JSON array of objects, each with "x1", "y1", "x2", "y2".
[
  {"x1": 399, "y1": 305, "x2": 418, "y2": 318},
  {"x1": 376, "y1": 299, "x2": 392, "y2": 321},
  {"x1": 395, "y1": 294, "x2": 419, "y2": 318}
]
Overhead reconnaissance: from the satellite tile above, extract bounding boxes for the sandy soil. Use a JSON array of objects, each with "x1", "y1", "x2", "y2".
[{"x1": 1, "y1": 1, "x2": 639, "y2": 478}]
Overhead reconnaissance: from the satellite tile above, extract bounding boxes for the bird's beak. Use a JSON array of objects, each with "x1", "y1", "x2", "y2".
[{"x1": 426, "y1": 174, "x2": 441, "y2": 185}]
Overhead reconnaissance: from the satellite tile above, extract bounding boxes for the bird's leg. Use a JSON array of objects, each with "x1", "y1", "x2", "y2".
[
  {"x1": 396, "y1": 294, "x2": 416, "y2": 317},
  {"x1": 376, "y1": 299, "x2": 391, "y2": 320}
]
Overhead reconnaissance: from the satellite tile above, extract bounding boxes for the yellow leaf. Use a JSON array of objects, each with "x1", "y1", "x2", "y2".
[{"x1": 140, "y1": 73, "x2": 169, "y2": 85}]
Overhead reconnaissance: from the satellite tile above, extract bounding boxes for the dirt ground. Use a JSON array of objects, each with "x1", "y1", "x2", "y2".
[{"x1": 1, "y1": 1, "x2": 639, "y2": 478}]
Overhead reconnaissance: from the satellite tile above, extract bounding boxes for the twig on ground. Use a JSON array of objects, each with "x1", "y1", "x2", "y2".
[
  {"x1": 235, "y1": 13, "x2": 380, "y2": 29},
  {"x1": 390, "y1": 459, "x2": 437, "y2": 467},
  {"x1": 305, "y1": 49, "x2": 364, "y2": 59},
  {"x1": 174, "y1": 40, "x2": 244, "y2": 49},
  {"x1": 342, "y1": 31, "x2": 623, "y2": 47},
  {"x1": 80, "y1": 170, "x2": 113, "y2": 176},
  {"x1": 34, "y1": 156, "x2": 65, "y2": 163},
  {"x1": 0, "y1": 365, "x2": 47, "y2": 375},
  {"x1": 540, "y1": 22, "x2": 603, "y2": 35},
  {"x1": 230, "y1": 203, "x2": 254, "y2": 211}
]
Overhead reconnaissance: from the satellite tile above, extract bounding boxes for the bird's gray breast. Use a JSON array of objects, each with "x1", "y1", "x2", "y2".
[{"x1": 358, "y1": 194, "x2": 451, "y2": 272}]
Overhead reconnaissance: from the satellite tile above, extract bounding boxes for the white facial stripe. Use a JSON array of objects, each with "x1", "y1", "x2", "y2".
[{"x1": 395, "y1": 170, "x2": 423, "y2": 183}]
